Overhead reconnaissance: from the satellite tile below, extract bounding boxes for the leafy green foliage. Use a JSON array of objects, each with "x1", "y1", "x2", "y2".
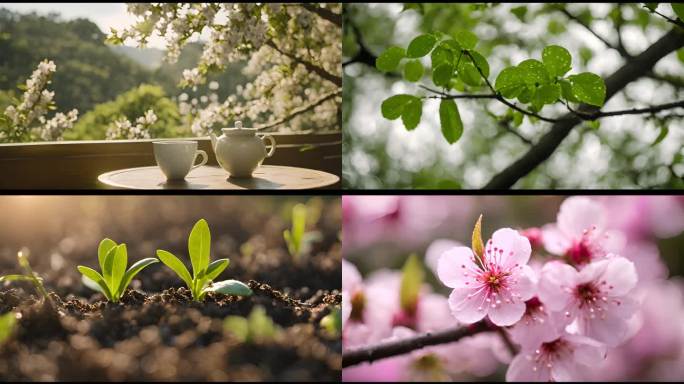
[
  {"x1": 156, "y1": 219, "x2": 252, "y2": 302},
  {"x1": 65, "y1": 84, "x2": 184, "y2": 140},
  {"x1": 377, "y1": 29, "x2": 607, "y2": 144},
  {"x1": 0, "y1": 312, "x2": 16, "y2": 344},
  {"x1": 672, "y1": 3, "x2": 684, "y2": 21},
  {"x1": 399, "y1": 254, "x2": 424, "y2": 313},
  {"x1": 78, "y1": 238, "x2": 159, "y2": 302},
  {"x1": 224, "y1": 306, "x2": 281, "y2": 343}
]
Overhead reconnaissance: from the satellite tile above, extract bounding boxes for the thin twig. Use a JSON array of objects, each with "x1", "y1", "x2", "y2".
[
  {"x1": 342, "y1": 321, "x2": 492, "y2": 368},
  {"x1": 299, "y1": 3, "x2": 342, "y2": 26},
  {"x1": 559, "y1": 8, "x2": 630, "y2": 58},
  {"x1": 267, "y1": 41, "x2": 342, "y2": 87},
  {"x1": 647, "y1": 6, "x2": 684, "y2": 28},
  {"x1": 256, "y1": 89, "x2": 342, "y2": 131}
]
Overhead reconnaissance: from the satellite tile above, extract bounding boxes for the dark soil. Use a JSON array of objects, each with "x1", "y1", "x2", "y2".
[{"x1": 0, "y1": 281, "x2": 341, "y2": 381}]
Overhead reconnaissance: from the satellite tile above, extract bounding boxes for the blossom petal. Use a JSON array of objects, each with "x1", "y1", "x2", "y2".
[
  {"x1": 342, "y1": 259, "x2": 363, "y2": 293},
  {"x1": 417, "y1": 293, "x2": 455, "y2": 332},
  {"x1": 557, "y1": 196, "x2": 606, "y2": 239},
  {"x1": 488, "y1": 299, "x2": 525, "y2": 326},
  {"x1": 425, "y1": 239, "x2": 463, "y2": 276},
  {"x1": 599, "y1": 256, "x2": 638, "y2": 296},
  {"x1": 488, "y1": 228, "x2": 531, "y2": 269},
  {"x1": 438, "y1": 246, "x2": 479, "y2": 289},
  {"x1": 513, "y1": 265, "x2": 537, "y2": 301},
  {"x1": 538, "y1": 261, "x2": 578, "y2": 311},
  {"x1": 541, "y1": 223, "x2": 571, "y2": 256},
  {"x1": 448, "y1": 287, "x2": 488, "y2": 324},
  {"x1": 567, "y1": 333, "x2": 608, "y2": 366},
  {"x1": 506, "y1": 351, "x2": 551, "y2": 382}
]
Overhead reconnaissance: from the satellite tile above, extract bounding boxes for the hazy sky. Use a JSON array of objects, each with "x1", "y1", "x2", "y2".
[{"x1": 1, "y1": 2, "x2": 168, "y2": 48}]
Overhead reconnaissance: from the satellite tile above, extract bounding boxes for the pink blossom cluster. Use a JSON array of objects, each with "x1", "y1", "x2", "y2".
[{"x1": 342, "y1": 196, "x2": 684, "y2": 382}]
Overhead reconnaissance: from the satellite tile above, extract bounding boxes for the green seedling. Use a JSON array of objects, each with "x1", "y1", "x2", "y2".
[
  {"x1": 224, "y1": 305, "x2": 281, "y2": 343},
  {"x1": 1, "y1": 249, "x2": 52, "y2": 304},
  {"x1": 0, "y1": 312, "x2": 17, "y2": 344},
  {"x1": 156, "y1": 219, "x2": 252, "y2": 302},
  {"x1": 283, "y1": 203, "x2": 322, "y2": 261},
  {"x1": 77, "y1": 239, "x2": 159, "y2": 302},
  {"x1": 320, "y1": 307, "x2": 342, "y2": 338}
]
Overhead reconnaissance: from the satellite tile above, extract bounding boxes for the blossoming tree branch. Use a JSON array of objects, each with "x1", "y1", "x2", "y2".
[
  {"x1": 350, "y1": 3, "x2": 684, "y2": 189},
  {"x1": 343, "y1": 197, "x2": 648, "y2": 381},
  {"x1": 108, "y1": 3, "x2": 342, "y2": 136}
]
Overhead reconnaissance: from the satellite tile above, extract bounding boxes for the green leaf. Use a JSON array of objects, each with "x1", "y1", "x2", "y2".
[
  {"x1": 205, "y1": 279, "x2": 253, "y2": 296},
  {"x1": 110, "y1": 244, "x2": 127, "y2": 296},
  {"x1": 0, "y1": 274, "x2": 33, "y2": 283},
  {"x1": 401, "y1": 97, "x2": 422, "y2": 131},
  {"x1": 248, "y1": 306, "x2": 279, "y2": 341},
  {"x1": 399, "y1": 254, "x2": 424, "y2": 313},
  {"x1": 156, "y1": 249, "x2": 193, "y2": 288},
  {"x1": 81, "y1": 275, "x2": 105, "y2": 294},
  {"x1": 495, "y1": 66, "x2": 525, "y2": 98},
  {"x1": 381, "y1": 94, "x2": 414, "y2": 120},
  {"x1": 0, "y1": 312, "x2": 16, "y2": 344},
  {"x1": 677, "y1": 48, "x2": 684, "y2": 64},
  {"x1": 535, "y1": 83, "x2": 561, "y2": 105},
  {"x1": 403, "y1": 60, "x2": 424, "y2": 82},
  {"x1": 511, "y1": 5, "x2": 528, "y2": 21},
  {"x1": 568, "y1": 72, "x2": 606, "y2": 106},
  {"x1": 458, "y1": 62, "x2": 482, "y2": 86},
  {"x1": 672, "y1": 3, "x2": 684, "y2": 21},
  {"x1": 517, "y1": 87, "x2": 533, "y2": 103},
  {"x1": 188, "y1": 219, "x2": 211, "y2": 277},
  {"x1": 98, "y1": 238, "x2": 117, "y2": 272},
  {"x1": 117, "y1": 258, "x2": 159, "y2": 297},
  {"x1": 432, "y1": 63, "x2": 454, "y2": 87},
  {"x1": 651, "y1": 125, "x2": 669, "y2": 146},
  {"x1": 77, "y1": 266, "x2": 112, "y2": 300},
  {"x1": 376, "y1": 46, "x2": 406, "y2": 72},
  {"x1": 542, "y1": 45, "x2": 572, "y2": 77},
  {"x1": 518, "y1": 59, "x2": 550, "y2": 85},
  {"x1": 439, "y1": 99, "x2": 463, "y2": 144},
  {"x1": 204, "y1": 258, "x2": 230, "y2": 282},
  {"x1": 224, "y1": 316, "x2": 249, "y2": 342},
  {"x1": 467, "y1": 50, "x2": 490, "y2": 77},
  {"x1": 559, "y1": 79, "x2": 580, "y2": 102},
  {"x1": 320, "y1": 308, "x2": 342, "y2": 337},
  {"x1": 406, "y1": 34, "x2": 437, "y2": 58},
  {"x1": 453, "y1": 29, "x2": 478, "y2": 50},
  {"x1": 586, "y1": 120, "x2": 600, "y2": 130},
  {"x1": 102, "y1": 245, "x2": 118, "y2": 289},
  {"x1": 431, "y1": 45, "x2": 453, "y2": 68},
  {"x1": 471, "y1": 214, "x2": 485, "y2": 269}
]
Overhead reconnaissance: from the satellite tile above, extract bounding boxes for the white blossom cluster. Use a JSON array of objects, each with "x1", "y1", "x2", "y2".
[
  {"x1": 110, "y1": 3, "x2": 341, "y2": 135},
  {"x1": 1, "y1": 60, "x2": 79, "y2": 143},
  {"x1": 106, "y1": 109, "x2": 157, "y2": 140},
  {"x1": 38, "y1": 109, "x2": 79, "y2": 141}
]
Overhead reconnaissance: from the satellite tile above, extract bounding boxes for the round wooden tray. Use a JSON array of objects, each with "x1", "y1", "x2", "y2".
[{"x1": 97, "y1": 165, "x2": 339, "y2": 190}]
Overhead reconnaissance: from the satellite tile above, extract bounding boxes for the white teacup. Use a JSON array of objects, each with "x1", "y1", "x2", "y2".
[{"x1": 153, "y1": 141, "x2": 208, "y2": 180}]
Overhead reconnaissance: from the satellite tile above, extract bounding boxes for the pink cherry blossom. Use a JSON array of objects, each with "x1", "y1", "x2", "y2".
[
  {"x1": 507, "y1": 297, "x2": 568, "y2": 349},
  {"x1": 438, "y1": 228, "x2": 536, "y2": 326},
  {"x1": 538, "y1": 257, "x2": 639, "y2": 346},
  {"x1": 598, "y1": 196, "x2": 684, "y2": 241},
  {"x1": 542, "y1": 196, "x2": 623, "y2": 266},
  {"x1": 506, "y1": 333, "x2": 607, "y2": 381}
]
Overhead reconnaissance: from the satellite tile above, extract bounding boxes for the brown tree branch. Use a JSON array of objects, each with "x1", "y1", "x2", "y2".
[
  {"x1": 257, "y1": 89, "x2": 342, "y2": 131},
  {"x1": 342, "y1": 321, "x2": 492, "y2": 368},
  {"x1": 559, "y1": 8, "x2": 631, "y2": 58},
  {"x1": 267, "y1": 41, "x2": 342, "y2": 87},
  {"x1": 483, "y1": 28, "x2": 684, "y2": 189},
  {"x1": 300, "y1": 3, "x2": 342, "y2": 26}
]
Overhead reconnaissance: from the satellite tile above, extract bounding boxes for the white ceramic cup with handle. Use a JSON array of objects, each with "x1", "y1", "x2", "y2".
[{"x1": 153, "y1": 140, "x2": 208, "y2": 180}]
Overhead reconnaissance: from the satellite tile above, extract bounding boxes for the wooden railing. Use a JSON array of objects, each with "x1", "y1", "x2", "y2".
[{"x1": 0, "y1": 132, "x2": 341, "y2": 189}]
